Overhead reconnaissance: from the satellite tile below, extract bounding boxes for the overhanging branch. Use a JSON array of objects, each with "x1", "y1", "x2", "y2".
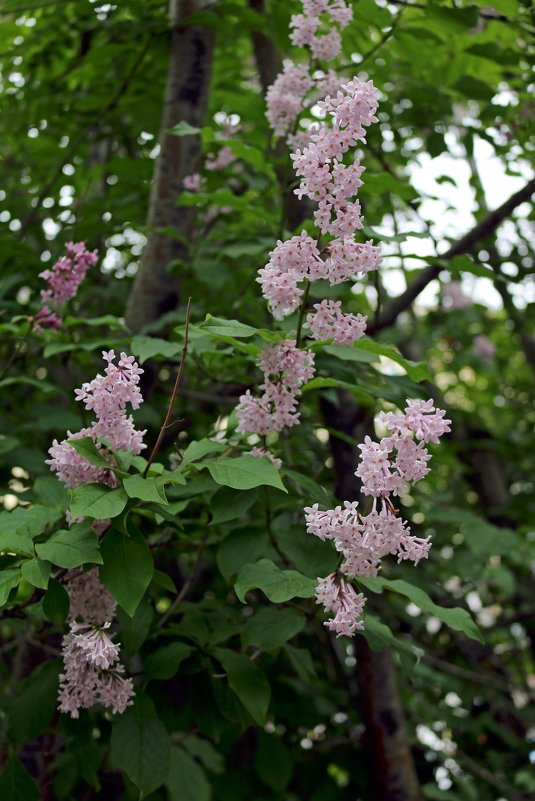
[{"x1": 369, "y1": 176, "x2": 535, "y2": 335}]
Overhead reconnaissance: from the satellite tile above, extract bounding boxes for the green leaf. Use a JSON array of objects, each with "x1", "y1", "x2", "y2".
[
  {"x1": 8, "y1": 660, "x2": 60, "y2": 743},
  {"x1": 131, "y1": 335, "x2": 182, "y2": 364},
  {"x1": 169, "y1": 120, "x2": 201, "y2": 136},
  {"x1": 117, "y1": 600, "x2": 154, "y2": 656},
  {"x1": 284, "y1": 644, "x2": 317, "y2": 682},
  {"x1": 70, "y1": 484, "x2": 128, "y2": 519},
  {"x1": 198, "y1": 314, "x2": 258, "y2": 338},
  {"x1": 0, "y1": 568, "x2": 20, "y2": 607},
  {"x1": 99, "y1": 526, "x2": 154, "y2": 616},
  {"x1": 166, "y1": 746, "x2": 211, "y2": 801},
  {"x1": 275, "y1": 525, "x2": 338, "y2": 578},
  {"x1": 362, "y1": 614, "x2": 418, "y2": 664},
  {"x1": 36, "y1": 525, "x2": 102, "y2": 568},
  {"x1": 0, "y1": 506, "x2": 59, "y2": 543},
  {"x1": 68, "y1": 436, "x2": 112, "y2": 470},
  {"x1": 145, "y1": 642, "x2": 194, "y2": 680},
  {"x1": 255, "y1": 731, "x2": 293, "y2": 791},
  {"x1": 42, "y1": 579, "x2": 70, "y2": 624},
  {"x1": 0, "y1": 757, "x2": 39, "y2": 801},
  {"x1": 0, "y1": 527, "x2": 34, "y2": 557},
  {"x1": 33, "y1": 476, "x2": 69, "y2": 510},
  {"x1": 110, "y1": 693, "x2": 171, "y2": 797},
  {"x1": 21, "y1": 558, "x2": 51, "y2": 589},
  {"x1": 235, "y1": 559, "x2": 316, "y2": 604},
  {"x1": 355, "y1": 340, "x2": 432, "y2": 382},
  {"x1": 200, "y1": 456, "x2": 286, "y2": 493},
  {"x1": 217, "y1": 527, "x2": 270, "y2": 582},
  {"x1": 358, "y1": 578, "x2": 483, "y2": 643},
  {"x1": 181, "y1": 438, "x2": 227, "y2": 466},
  {"x1": 210, "y1": 487, "x2": 257, "y2": 524},
  {"x1": 323, "y1": 344, "x2": 379, "y2": 364},
  {"x1": 123, "y1": 474, "x2": 168, "y2": 505},
  {"x1": 213, "y1": 648, "x2": 270, "y2": 725},
  {"x1": 241, "y1": 607, "x2": 305, "y2": 650}
]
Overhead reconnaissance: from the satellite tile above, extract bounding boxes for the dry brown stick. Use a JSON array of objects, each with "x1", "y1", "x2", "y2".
[{"x1": 142, "y1": 297, "x2": 192, "y2": 478}]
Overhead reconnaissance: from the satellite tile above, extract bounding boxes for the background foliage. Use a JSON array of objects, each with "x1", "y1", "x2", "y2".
[{"x1": 0, "y1": 0, "x2": 534, "y2": 800}]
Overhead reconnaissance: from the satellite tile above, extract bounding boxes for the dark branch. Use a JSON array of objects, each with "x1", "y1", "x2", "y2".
[{"x1": 369, "y1": 177, "x2": 535, "y2": 334}]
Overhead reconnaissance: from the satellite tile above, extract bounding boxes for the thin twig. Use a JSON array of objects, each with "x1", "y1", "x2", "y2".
[{"x1": 143, "y1": 298, "x2": 192, "y2": 478}]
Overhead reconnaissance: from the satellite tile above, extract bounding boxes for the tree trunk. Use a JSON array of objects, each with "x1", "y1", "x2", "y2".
[{"x1": 125, "y1": 0, "x2": 214, "y2": 332}]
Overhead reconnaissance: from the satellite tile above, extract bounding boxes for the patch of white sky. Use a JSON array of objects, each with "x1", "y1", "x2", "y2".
[{"x1": 377, "y1": 129, "x2": 534, "y2": 312}]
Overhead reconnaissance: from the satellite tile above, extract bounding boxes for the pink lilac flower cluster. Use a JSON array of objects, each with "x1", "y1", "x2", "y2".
[
  {"x1": 58, "y1": 569, "x2": 133, "y2": 718},
  {"x1": 305, "y1": 399, "x2": 451, "y2": 636},
  {"x1": 443, "y1": 280, "x2": 471, "y2": 310},
  {"x1": 236, "y1": 340, "x2": 315, "y2": 436},
  {"x1": 47, "y1": 350, "x2": 146, "y2": 489},
  {"x1": 267, "y1": 0, "x2": 352, "y2": 141},
  {"x1": 30, "y1": 241, "x2": 97, "y2": 332},
  {"x1": 473, "y1": 334, "x2": 495, "y2": 362},
  {"x1": 260, "y1": 77, "x2": 381, "y2": 341},
  {"x1": 306, "y1": 299, "x2": 367, "y2": 344}
]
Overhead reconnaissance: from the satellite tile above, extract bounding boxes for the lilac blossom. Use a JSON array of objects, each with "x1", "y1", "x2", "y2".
[
  {"x1": 306, "y1": 400, "x2": 451, "y2": 635},
  {"x1": 47, "y1": 350, "x2": 146, "y2": 489}
]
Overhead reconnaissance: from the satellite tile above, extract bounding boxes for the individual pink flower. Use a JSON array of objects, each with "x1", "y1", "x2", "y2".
[
  {"x1": 183, "y1": 173, "x2": 203, "y2": 191},
  {"x1": 305, "y1": 299, "x2": 367, "y2": 344}
]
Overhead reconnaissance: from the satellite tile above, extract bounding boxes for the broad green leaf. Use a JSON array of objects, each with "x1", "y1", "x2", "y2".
[
  {"x1": 99, "y1": 526, "x2": 154, "y2": 616},
  {"x1": 8, "y1": 660, "x2": 60, "y2": 743},
  {"x1": 0, "y1": 757, "x2": 39, "y2": 801},
  {"x1": 183, "y1": 736, "x2": 224, "y2": 775},
  {"x1": 199, "y1": 314, "x2": 257, "y2": 338},
  {"x1": 284, "y1": 644, "x2": 317, "y2": 682},
  {"x1": 255, "y1": 731, "x2": 293, "y2": 791},
  {"x1": 362, "y1": 614, "x2": 418, "y2": 664},
  {"x1": 110, "y1": 694, "x2": 171, "y2": 797},
  {"x1": 0, "y1": 528, "x2": 34, "y2": 557},
  {"x1": 166, "y1": 746, "x2": 211, "y2": 801},
  {"x1": 235, "y1": 559, "x2": 316, "y2": 603},
  {"x1": 213, "y1": 648, "x2": 270, "y2": 725},
  {"x1": 123, "y1": 474, "x2": 168, "y2": 505},
  {"x1": 200, "y1": 456, "x2": 286, "y2": 493},
  {"x1": 241, "y1": 607, "x2": 305, "y2": 650},
  {"x1": 36, "y1": 525, "x2": 102, "y2": 568},
  {"x1": 42, "y1": 579, "x2": 70, "y2": 624},
  {"x1": 358, "y1": 578, "x2": 483, "y2": 642},
  {"x1": 21, "y1": 558, "x2": 51, "y2": 589},
  {"x1": 117, "y1": 600, "x2": 154, "y2": 657},
  {"x1": 145, "y1": 642, "x2": 194, "y2": 680},
  {"x1": 323, "y1": 344, "x2": 378, "y2": 364},
  {"x1": 355, "y1": 340, "x2": 432, "y2": 382},
  {"x1": 68, "y1": 436, "x2": 112, "y2": 470},
  {"x1": 217, "y1": 527, "x2": 270, "y2": 582},
  {"x1": 180, "y1": 438, "x2": 227, "y2": 466},
  {"x1": 0, "y1": 506, "x2": 59, "y2": 542},
  {"x1": 0, "y1": 568, "x2": 20, "y2": 607},
  {"x1": 275, "y1": 526, "x2": 338, "y2": 578},
  {"x1": 33, "y1": 476, "x2": 69, "y2": 509},
  {"x1": 210, "y1": 487, "x2": 257, "y2": 524},
  {"x1": 70, "y1": 484, "x2": 128, "y2": 519},
  {"x1": 131, "y1": 335, "x2": 182, "y2": 364}
]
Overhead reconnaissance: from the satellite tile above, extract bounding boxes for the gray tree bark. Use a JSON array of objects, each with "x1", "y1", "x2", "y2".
[{"x1": 125, "y1": 0, "x2": 214, "y2": 332}]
